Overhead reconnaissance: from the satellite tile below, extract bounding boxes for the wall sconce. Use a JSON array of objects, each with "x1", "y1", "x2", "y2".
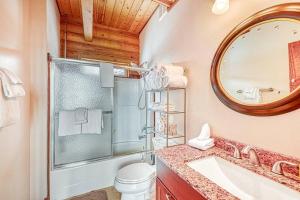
[{"x1": 212, "y1": 0, "x2": 230, "y2": 15}]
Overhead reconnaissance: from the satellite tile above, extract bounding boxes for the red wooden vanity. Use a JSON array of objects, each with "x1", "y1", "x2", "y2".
[{"x1": 156, "y1": 157, "x2": 206, "y2": 200}]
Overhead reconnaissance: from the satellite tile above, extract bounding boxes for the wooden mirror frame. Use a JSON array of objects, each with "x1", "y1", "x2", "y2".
[{"x1": 211, "y1": 3, "x2": 300, "y2": 116}]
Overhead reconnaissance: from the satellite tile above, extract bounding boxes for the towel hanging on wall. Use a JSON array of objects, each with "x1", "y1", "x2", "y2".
[{"x1": 0, "y1": 68, "x2": 25, "y2": 128}]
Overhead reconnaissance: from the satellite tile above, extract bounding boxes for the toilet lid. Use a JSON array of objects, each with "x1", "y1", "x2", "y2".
[{"x1": 116, "y1": 163, "x2": 156, "y2": 184}]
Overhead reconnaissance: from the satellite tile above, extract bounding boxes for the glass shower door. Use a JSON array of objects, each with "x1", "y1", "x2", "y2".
[{"x1": 52, "y1": 62, "x2": 113, "y2": 168}]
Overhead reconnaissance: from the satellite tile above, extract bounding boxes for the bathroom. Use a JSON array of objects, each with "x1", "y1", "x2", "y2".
[{"x1": 1, "y1": 0, "x2": 300, "y2": 200}]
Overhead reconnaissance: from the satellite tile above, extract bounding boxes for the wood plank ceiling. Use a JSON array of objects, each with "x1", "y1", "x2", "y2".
[{"x1": 56, "y1": 0, "x2": 177, "y2": 64}]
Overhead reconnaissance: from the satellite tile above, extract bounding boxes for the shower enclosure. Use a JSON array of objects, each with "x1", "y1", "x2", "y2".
[{"x1": 50, "y1": 58, "x2": 148, "y2": 169}]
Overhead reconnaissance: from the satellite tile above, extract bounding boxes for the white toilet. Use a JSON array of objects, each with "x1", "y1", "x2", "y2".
[{"x1": 114, "y1": 162, "x2": 156, "y2": 200}]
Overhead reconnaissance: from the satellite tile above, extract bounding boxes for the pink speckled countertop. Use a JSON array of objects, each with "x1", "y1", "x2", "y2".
[{"x1": 156, "y1": 145, "x2": 300, "y2": 200}]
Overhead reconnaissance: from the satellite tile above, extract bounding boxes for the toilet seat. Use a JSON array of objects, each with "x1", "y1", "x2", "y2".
[{"x1": 115, "y1": 163, "x2": 156, "y2": 184}]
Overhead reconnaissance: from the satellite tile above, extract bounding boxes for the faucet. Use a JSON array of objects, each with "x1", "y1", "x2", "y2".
[
  {"x1": 241, "y1": 145, "x2": 261, "y2": 166},
  {"x1": 271, "y1": 161, "x2": 298, "y2": 175},
  {"x1": 226, "y1": 143, "x2": 241, "y2": 159}
]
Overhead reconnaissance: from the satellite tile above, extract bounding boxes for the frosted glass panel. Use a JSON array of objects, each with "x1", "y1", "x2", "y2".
[
  {"x1": 53, "y1": 62, "x2": 113, "y2": 167},
  {"x1": 113, "y1": 78, "x2": 146, "y2": 155}
]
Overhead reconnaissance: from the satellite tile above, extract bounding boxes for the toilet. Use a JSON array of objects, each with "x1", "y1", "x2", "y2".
[{"x1": 114, "y1": 162, "x2": 156, "y2": 200}]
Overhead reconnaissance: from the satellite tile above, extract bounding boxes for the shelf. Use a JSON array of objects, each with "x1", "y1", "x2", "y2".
[
  {"x1": 152, "y1": 136, "x2": 185, "y2": 150},
  {"x1": 152, "y1": 131, "x2": 185, "y2": 139},
  {"x1": 147, "y1": 109, "x2": 185, "y2": 114},
  {"x1": 146, "y1": 87, "x2": 186, "y2": 92}
]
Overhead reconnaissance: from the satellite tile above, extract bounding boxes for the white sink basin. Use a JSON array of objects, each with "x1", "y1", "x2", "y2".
[{"x1": 187, "y1": 156, "x2": 300, "y2": 200}]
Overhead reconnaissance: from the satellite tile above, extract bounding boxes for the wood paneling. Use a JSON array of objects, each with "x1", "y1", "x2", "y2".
[
  {"x1": 61, "y1": 21, "x2": 139, "y2": 64},
  {"x1": 81, "y1": 0, "x2": 94, "y2": 41},
  {"x1": 153, "y1": 0, "x2": 176, "y2": 7},
  {"x1": 57, "y1": 0, "x2": 178, "y2": 34},
  {"x1": 56, "y1": 0, "x2": 178, "y2": 64}
]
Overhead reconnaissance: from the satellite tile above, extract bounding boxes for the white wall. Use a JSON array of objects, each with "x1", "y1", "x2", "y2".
[
  {"x1": 140, "y1": 0, "x2": 300, "y2": 158},
  {"x1": 47, "y1": 0, "x2": 60, "y2": 57},
  {"x1": 0, "y1": 1, "x2": 30, "y2": 199},
  {"x1": 29, "y1": 0, "x2": 48, "y2": 199},
  {"x1": 0, "y1": 0, "x2": 48, "y2": 199}
]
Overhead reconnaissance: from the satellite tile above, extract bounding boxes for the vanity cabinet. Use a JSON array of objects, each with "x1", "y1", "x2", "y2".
[
  {"x1": 156, "y1": 158, "x2": 206, "y2": 200},
  {"x1": 156, "y1": 178, "x2": 176, "y2": 200}
]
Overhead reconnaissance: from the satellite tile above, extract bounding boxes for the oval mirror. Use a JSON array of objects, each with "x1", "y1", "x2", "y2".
[{"x1": 211, "y1": 3, "x2": 300, "y2": 116}]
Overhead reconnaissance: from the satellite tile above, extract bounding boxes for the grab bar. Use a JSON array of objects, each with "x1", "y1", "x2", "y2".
[{"x1": 54, "y1": 110, "x2": 113, "y2": 117}]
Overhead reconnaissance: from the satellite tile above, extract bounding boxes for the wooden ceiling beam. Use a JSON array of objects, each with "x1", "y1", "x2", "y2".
[
  {"x1": 81, "y1": 0, "x2": 94, "y2": 41},
  {"x1": 152, "y1": 0, "x2": 175, "y2": 8}
]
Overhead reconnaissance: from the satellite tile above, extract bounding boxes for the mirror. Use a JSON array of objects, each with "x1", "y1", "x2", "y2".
[
  {"x1": 220, "y1": 19, "x2": 300, "y2": 105},
  {"x1": 211, "y1": 3, "x2": 300, "y2": 116}
]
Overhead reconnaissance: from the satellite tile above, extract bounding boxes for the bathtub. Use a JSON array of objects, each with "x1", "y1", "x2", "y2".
[{"x1": 50, "y1": 153, "x2": 142, "y2": 200}]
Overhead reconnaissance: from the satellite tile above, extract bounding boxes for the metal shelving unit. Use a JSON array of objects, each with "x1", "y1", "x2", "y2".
[{"x1": 146, "y1": 87, "x2": 186, "y2": 150}]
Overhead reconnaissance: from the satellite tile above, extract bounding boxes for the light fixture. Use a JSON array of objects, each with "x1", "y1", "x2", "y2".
[{"x1": 212, "y1": 0, "x2": 230, "y2": 15}]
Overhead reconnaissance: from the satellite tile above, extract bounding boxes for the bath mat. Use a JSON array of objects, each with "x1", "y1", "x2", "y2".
[{"x1": 68, "y1": 190, "x2": 108, "y2": 200}]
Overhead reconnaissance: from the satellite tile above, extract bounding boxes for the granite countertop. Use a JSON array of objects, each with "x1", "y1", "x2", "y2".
[{"x1": 156, "y1": 145, "x2": 300, "y2": 200}]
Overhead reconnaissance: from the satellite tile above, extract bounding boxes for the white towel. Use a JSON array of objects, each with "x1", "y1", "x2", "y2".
[
  {"x1": 197, "y1": 123, "x2": 211, "y2": 140},
  {"x1": 188, "y1": 138, "x2": 215, "y2": 150},
  {"x1": 82, "y1": 109, "x2": 103, "y2": 134},
  {"x1": 158, "y1": 64, "x2": 184, "y2": 76},
  {"x1": 100, "y1": 63, "x2": 114, "y2": 88},
  {"x1": 74, "y1": 107, "x2": 88, "y2": 124},
  {"x1": 188, "y1": 139, "x2": 215, "y2": 150},
  {"x1": 0, "y1": 68, "x2": 23, "y2": 84},
  {"x1": 162, "y1": 75, "x2": 188, "y2": 88},
  {"x1": 58, "y1": 110, "x2": 81, "y2": 136},
  {"x1": 189, "y1": 138, "x2": 214, "y2": 146},
  {"x1": 0, "y1": 69, "x2": 25, "y2": 98},
  {"x1": 243, "y1": 87, "x2": 262, "y2": 103},
  {"x1": 0, "y1": 68, "x2": 25, "y2": 128},
  {"x1": 148, "y1": 103, "x2": 175, "y2": 112},
  {"x1": 0, "y1": 83, "x2": 20, "y2": 128},
  {"x1": 144, "y1": 65, "x2": 187, "y2": 90}
]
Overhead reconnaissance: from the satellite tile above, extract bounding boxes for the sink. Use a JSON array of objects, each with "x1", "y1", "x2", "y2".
[{"x1": 187, "y1": 156, "x2": 300, "y2": 200}]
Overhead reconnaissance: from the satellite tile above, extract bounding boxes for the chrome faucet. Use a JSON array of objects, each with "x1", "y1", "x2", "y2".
[
  {"x1": 241, "y1": 145, "x2": 261, "y2": 166},
  {"x1": 271, "y1": 161, "x2": 298, "y2": 175},
  {"x1": 226, "y1": 143, "x2": 241, "y2": 159}
]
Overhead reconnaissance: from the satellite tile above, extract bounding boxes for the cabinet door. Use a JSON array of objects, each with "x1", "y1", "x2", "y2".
[{"x1": 156, "y1": 178, "x2": 176, "y2": 200}]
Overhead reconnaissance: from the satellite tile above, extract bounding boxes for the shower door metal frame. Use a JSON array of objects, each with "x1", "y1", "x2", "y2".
[
  {"x1": 46, "y1": 56, "x2": 150, "y2": 200},
  {"x1": 49, "y1": 58, "x2": 115, "y2": 170}
]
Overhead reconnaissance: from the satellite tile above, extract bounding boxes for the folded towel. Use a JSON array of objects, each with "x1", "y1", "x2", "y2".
[
  {"x1": 189, "y1": 140, "x2": 215, "y2": 150},
  {"x1": 0, "y1": 81, "x2": 20, "y2": 128},
  {"x1": 148, "y1": 103, "x2": 175, "y2": 112},
  {"x1": 74, "y1": 107, "x2": 88, "y2": 124},
  {"x1": 0, "y1": 68, "x2": 24, "y2": 128},
  {"x1": 82, "y1": 109, "x2": 103, "y2": 134},
  {"x1": 158, "y1": 64, "x2": 184, "y2": 76},
  {"x1": 243, "y1": 87, "x2": 262, "y2": 103},
  {"x1": 145, "y1": 65, "x2": 187, "y2": 90},
  {"x1": 58, "y1": 110, "x2": 81, "y2": 136},
  {"x1": 100, "y1": 63, "x2": 114, "y2": 88},
  {"x1": 0, "y1": 69, "x2": 25, "y2": 98},
  {"x1": 188, "y1": 138, "x2": 215, "y2": 150},
  {"x1": 197, "y1": 123, "x2": 211, "y2": 140},
  {"x1": 0, "y1": 68, "x2": 23, "y2": 84},
  {"x1": 189, "y1": 138, "x2": 214, "y2": 146},
  {"x1": 162, "y1": 75, "x2": 188, "y2": 88}
]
